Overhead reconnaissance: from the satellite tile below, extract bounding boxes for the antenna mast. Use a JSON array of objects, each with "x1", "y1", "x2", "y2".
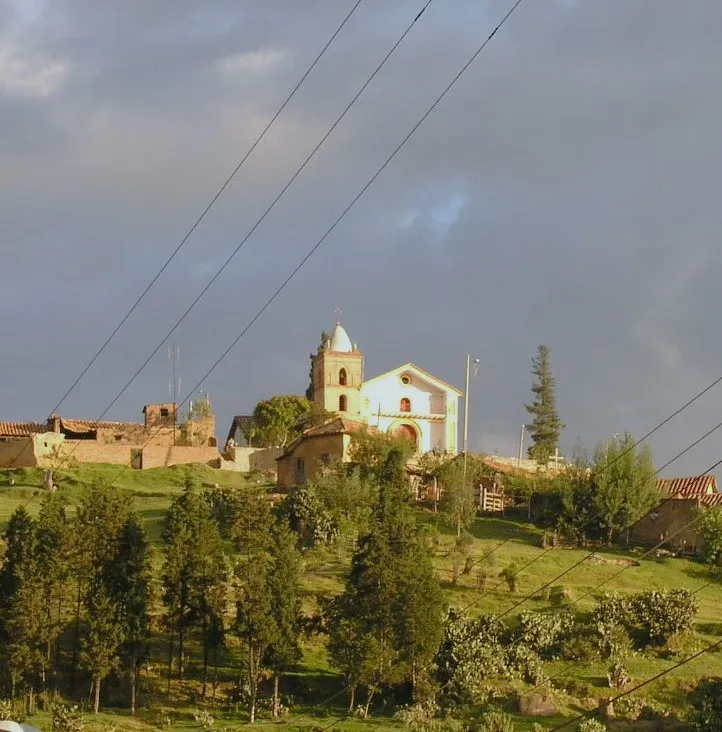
[{"x1": 169, "y1": 343, "x2": 180, "y2": 445}]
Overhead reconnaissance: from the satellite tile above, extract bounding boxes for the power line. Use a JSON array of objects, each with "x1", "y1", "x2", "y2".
[
  {"x1": 46, "y1": 0, "x2": 364, "y2": 419},
  {"x1": 549, "y1": 635, "x2": 722, "y2": 732},
  {"x1": 462, "y1": 419, "x2": 722, "y2": 617},
  {"x1": 43, "y1": 0, "x2": 434, "y2": 476},
  {"x1": 3, "y1": 0, "x2": 363, "y2": 476},
  {"x1": 521, "y1": 580, "x2": 713, "y2": 699},
  {"x1": 85, "y1": 0, "x2": 526, "y2": 516}
]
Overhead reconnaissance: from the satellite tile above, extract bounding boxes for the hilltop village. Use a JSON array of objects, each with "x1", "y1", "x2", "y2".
[{"x1": 2, "y1": 324, "x2": 722, "y2": 732}]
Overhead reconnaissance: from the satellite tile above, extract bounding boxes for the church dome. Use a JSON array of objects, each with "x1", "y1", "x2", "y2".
[{"x1": 330, "y1": 322, "x2": 353, "y2": 353}]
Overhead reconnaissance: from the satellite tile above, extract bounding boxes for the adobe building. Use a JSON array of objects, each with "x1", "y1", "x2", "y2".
[
  {"x1": 0, "y1": 401, "x2": 220, "y2": 470},
  {"x1": 275, "y1": 321, "x2": 462, "y2": 489},
  {"x1": 629, "y1": 475, "x2": 721, "y2": 555}
]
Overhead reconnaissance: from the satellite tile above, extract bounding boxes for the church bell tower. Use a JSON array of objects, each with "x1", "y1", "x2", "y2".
[{"x1": 312, "y1": 322, "x2": 364, "y2": 416}]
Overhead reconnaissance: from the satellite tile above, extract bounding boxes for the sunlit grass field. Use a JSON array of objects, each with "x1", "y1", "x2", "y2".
[{"x1": 1, "y1": 464, "x2": 721, "y2": 731}]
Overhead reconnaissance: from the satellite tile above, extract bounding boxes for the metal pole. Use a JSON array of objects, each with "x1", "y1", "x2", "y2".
[
  {"x1": 462, "y1": 353, "x2": 470, "y2": 484},
  {"x1": 518, "y1": 424, "x2": 525, "y2": 466}
]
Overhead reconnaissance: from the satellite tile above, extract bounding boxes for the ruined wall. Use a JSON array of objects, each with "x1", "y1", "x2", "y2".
[
  {"x1": 95, "y1": 425, "x2": 176, "y2": 447},
  {"x1": 179, "y1": 414, "x2": 217, "y2": 447}
]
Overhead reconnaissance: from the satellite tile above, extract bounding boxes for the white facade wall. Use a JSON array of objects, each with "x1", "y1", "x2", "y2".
[{"x1": 359, "y1": 367, "x2": 459, "y2": 454}]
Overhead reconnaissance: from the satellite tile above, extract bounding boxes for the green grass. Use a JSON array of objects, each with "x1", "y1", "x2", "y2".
[{"x1": 2, "y1": 466, "x2": 722, "y2": 731}]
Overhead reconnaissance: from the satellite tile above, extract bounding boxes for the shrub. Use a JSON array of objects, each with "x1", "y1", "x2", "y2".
[
  {"x1": 630, "y1": 589, "x2": 699, "y2": 645},
  {"x1": 689, "y1": 678, "x2": 722, "y2": 731},
  {"x1": 475, "y1": 711, "x2": 515, "y2": 732},
  {"x1": 519, "y1": 610, "x2": 575, "y2": 657},
  {"x1": 505, "y1": 644, "x2": 546, "y2": 685},
  {"x1": 560, "y1": 626, "x2": 599, "y2": 662},
  {"x1": 549, "y1": 585, "x2": 574, "y2": 606},
  {"x1": 52, "y1": 704, "x2": 85, "y2": 732},
  {"x1": 282, "y1": 483, "x2": 339, "y2": 547},
  {"x1": 192, "y1": 708, "x2": 215, "y2": 729},
  {"x1": 577, "y1": 719, "x2": 606, "y2": 732},
  {"x1": 501, "y1": 563, "x2": 520, "y2": 593},
  {"x1": 607, "y1": 660, "x2": 631, "y2": 690},
  {"x1": 395, "y1": 700, "x2": 441, "y2": 732}
]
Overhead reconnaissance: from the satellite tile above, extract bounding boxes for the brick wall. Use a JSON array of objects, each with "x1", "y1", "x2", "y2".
[
  {"x1": 57, "y1": 440, "x2": 132, "y2": 466},
  {"x1": 140, "y1": 445, "x2": 220, "y2": 469}
]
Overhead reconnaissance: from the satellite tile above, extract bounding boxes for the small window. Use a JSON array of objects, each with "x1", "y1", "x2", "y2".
[
  {"x1": 400, "y1": 374, "x2": 411, "y2": 386},
  {"x1": 296, "y1": 458, "x2": 306, "y2": 483},
  {"x1": 339, "y1": 368, "x2": 348, "y2": 386},
  {"x1": 321, "y1": 453, "x2": 331, "y2": 465},
  {"x1": 339, "y1": 394, "x2": 347, "y2": 412},
  {"x1": 400, "y1": 397, "x2": 411, "y2": 412},
  {"x1": 160, "y1": 408, "x2": 169, "y2": 418},
  {"x1": 114, "y1": 434, "x2": 123, "y2": 442}
]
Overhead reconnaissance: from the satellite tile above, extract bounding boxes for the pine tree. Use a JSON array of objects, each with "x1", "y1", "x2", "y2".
[
  {"x1": 327, "y1": 449, "x2": 444, "y2": 715},
  {"x1": 232, "y1": 486, "x2": 277, "y2": 723},
  {"x1": 235, "y1": 554, "x2": 277, "y2": 724},
  {"x1": 524, "y1": 344, "x2": 564, "y2": 462},
  {"x1": 265, "y1": 523, "x2": 302, "y2": 717},
  {"x1": 74, "y1": 483, "x2": 132, "y2": 712},
  {"x1": 112, "y1": 515, "x2": 153, "y2": 715},
  {"x1": 162, "y1": 478, "x2": 225, "y2": 691},
  {"x1": 34, "y1": 493, "x2": 70, "y2": 688},
  {"x1": 0, "y1": 508, "x2": 41, "y2": 703},
  {"x1": 592, "y1": 433, "x2": 657, "y2": 545},
  {"x1": 437, "y1": 457, "x2": 476, "y2": 537}
]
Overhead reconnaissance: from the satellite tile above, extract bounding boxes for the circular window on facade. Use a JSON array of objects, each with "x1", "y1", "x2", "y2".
[{"x1": 400, "y1": 374, "x2": 411, "y2": 386}]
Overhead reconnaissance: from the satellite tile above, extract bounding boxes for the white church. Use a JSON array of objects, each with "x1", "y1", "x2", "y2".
[{"x1": 311, "y1": 321, "x2": 461, "y2": 454}]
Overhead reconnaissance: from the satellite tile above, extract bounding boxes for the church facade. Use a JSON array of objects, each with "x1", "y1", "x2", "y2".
[{"x1": 311, "y1": 322, "x2": 461, "y2": 454}]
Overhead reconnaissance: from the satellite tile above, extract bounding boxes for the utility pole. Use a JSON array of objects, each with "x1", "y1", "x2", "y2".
[
  {"x1": 462, "y1": 354, "x2": 480, "y2": 488},
  {"x1": 518, "y1": 424, "x2": 526, "y2": 466},
  {"x1": 169, "y1": 343, "x2": 180, "y2": 446}
]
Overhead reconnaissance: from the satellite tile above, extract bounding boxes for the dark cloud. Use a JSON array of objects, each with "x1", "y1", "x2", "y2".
[{"x1": 2, "y1": 0, "x2": 722, "y2": 475}]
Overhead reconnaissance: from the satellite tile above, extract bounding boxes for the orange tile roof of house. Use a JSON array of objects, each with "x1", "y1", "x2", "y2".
[
  {"x1": 0, "y1": 422, "x2": 47, "y2": 437},
  {"x1": 657, "y1": 475, "x2": 718, "y2": 498},
  {"x1": 701, "y1": 493, "x2": 722, "y2": 508}
]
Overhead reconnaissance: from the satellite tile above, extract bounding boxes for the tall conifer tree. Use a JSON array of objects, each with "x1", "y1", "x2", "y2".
[
  {"x1": 525, "y1": 344, "x2": 565, "y2": 462},
  {"x1": 328, "y1": 449, "x2": 444, "y2": 715}
]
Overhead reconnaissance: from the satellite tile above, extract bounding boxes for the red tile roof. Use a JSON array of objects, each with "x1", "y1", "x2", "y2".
[
  {"x1": 701, "y1": 493, "x2": 722, "y2": 508},
  {"x1": 657, "y1": 475, "x2": 718, "y2": 498},
  {"x1": 0, "y1": 422, "x2": 47, "y2": 437}
]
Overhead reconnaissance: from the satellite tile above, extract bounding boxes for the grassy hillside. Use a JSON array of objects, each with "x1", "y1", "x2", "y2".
[{"x1": 1, "y1": 464, "x2": 721, "y2": 731}]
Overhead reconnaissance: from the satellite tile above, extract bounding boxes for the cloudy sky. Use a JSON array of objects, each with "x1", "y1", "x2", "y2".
[{"x1": 2, "y1": 0, "x2": 722, "y2": 475}]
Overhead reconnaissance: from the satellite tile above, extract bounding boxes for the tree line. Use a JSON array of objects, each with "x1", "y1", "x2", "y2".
[{"x1": 0, "y1": 438, "x2": 446, "y2": 723}]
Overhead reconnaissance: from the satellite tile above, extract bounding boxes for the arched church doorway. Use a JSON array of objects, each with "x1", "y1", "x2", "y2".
[{"x1": 393, "y1": 423, "x2": 418, "y2": 449}]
